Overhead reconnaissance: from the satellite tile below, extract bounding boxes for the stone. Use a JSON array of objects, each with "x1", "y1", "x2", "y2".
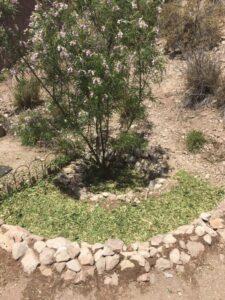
[
  {"x1": 96, "y1": 257, "x2": 106, "y2": 274},
  {"x1": 21, "y1": 249, "x2": 39, "y2": 274},
  {"x1": 155, "y1": 258, "x2": 171, "y2": 271},
  {"x1": 78, "y1": 247, "x2": 94, "y2": 266},
  {"x1": 203, "y1": 234, "x2": 212, "y2": 245},
  {"x1": 180, "y1": 252, "x2": 191, "y2": 264},
  {"x1": 174, "y1": 225, "x2": 194, "y2": 235},
  {"x1": 137, "y1": 273, "x2": 150, "y2": 282},
  {"x1": 186, "y1": 241, "x2": 205, "y2": 258},
  {"x1": 149, "y1": 247, "x2": 157, "y2": 257},
  {"x1": 66, "y1": 259, "x2": 81, "y2": 272},
  {"x1": 34, "y1": 241, "x2": 46, "y2": 254},
  {"x1": 195, "y1": 226, "x2": 205, "y2": 237},
  {"x1": 12, "y1": 242, "x2": 28, "y2": 260},
  {"x1": 0, "y1": 219, "x2": 4, "y2": 226},
  {"x1": 67, "y1": 243, "x2": 80, "y2": 258},
  {"x1": 105, "y1": 239, "x2": 124, "y2": 252},
  {"x1": 0, "y1": 233, "x2": 14, "y2": 252},
  {"x1": 179, "y1": 240, "x2": 186, "y2": 249},
  {"x1": 83, "y1": 266, "x2": 96, "y2": 278},
  {"x1": 102, "y1": 246, "x2": 114, "y2": 256},
  {"x1": 61, "y1": 270, "x2": 76, "y2": 281},
  {"x1": 163, "y1": 234, "x2": 177, "y2": 244},
  {"x1": 130, "y1": 254, "x2": 146, "y2": 267},
  {"x1": 104, "y1": 273, "x2": 118, "y2": 286},
  {"x1": 105, "y1": 254, "x2": 120, "y2": 271},
  {"x1": 120, "y1": 259, "x2": 135, "y2": 271},
  {"x1": 204, "y1": 225, "x2": 217, "y2": 237},
  {"x1": 54, "y1": 262, "x2": 66, "y2": 273},
  {"x1": 131, "y1": 242, "x2": 139, "y2": 251},
  {"x1": 39, "y1": 265, "x2": 52, "y2": 277},
  {"x1": 39, "y1": 248, "x2": 55, "y2": 265},
  {"x1": 164, "y1": 272, "x2": 173, "y2": 278},
  {"x1": 200, "y1": 212, "x2": 211, "y2": 222},
  {"x1": 54, "y1": 247, "x2": 71, "y2": 262},
  {"x1": 92, "y1": 243, "x2": 104, "y2": 252},
  {"x1": 138, "y1": 242, "x2": 150, "y2": 251},
  {"x1": 0, "y1": 125, "x2": 6, "y2": 138},
  {"x1": 169, "y1": 248, "x2": 180, "y2": 264},
  {"x1": 151, "y1": 235, "x2": 163, "y2": 246},
  {"x1": 46, "y1": 237, "x2": 71, "y2": 250},
  {"x1": 5, "y1": 227, "x2": 29, "y2": 242},
  {"x1": 144, "y1": 261, "x2": 150, "y2": 272},
  {"x1": 138, "y1": 250, "x2": 150, "y2": 259},
  {"x1": 94, "y1": 249, "x2": 104, "y2": 261},
  {"x1": 209, "y1": 218, "x2": 224, "y2": 230},
  {"x1": 150, "y1": 274, "x2": 156, "y2": 285},
  {"x1": 74, "y1": 271, "x2": 87, "y2": 284}
]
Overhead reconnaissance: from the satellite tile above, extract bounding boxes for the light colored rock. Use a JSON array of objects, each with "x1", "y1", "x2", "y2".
[
  {"x1": 138, "y1": 250, "x2": 150, "y2": 259},
  {"x1": 164, "y1": 272, "x2": 173, "y2": 278},
  {"x1": 83, "y1": 266, "x2": 95, "y2": 278},
  {"x1": 151, "y1": 235, "x2": 163, "y2": 246},
  {"x1": 102, "y1": 246, "x2": 114, "y2": 256},
  {"x1": 203, "y1": 234, "x2": 212, "y2": 245},
  {"x1": 39, "y1": 248, "x2": 55, "y2": 265},
  {"x1": 67, "y1": 243, "x2": 80, "y2": 258},
  {"x1": 180, "y1": 252, "x2": 191, "y2": 264},
  {"x1": 92, "y1": 243, "x2": 104, "y2": 252},
  {"x1": 138, "y1": 242, "x2": 150, "y2": 251},
  {"x1": 34, "y1": 241, "x2": 46, "y2": 254},
  {"x1": 0, "y1": 233, "x2": 14, "y2": 252},
  {"x1": 186, "y1": 241, "x2": 205, "y2": 258},
  {"x1": 163, "y1": 234, "x2": 177, "y2": 244},
  {"x1": 179, "y1": 240, "x2": 186, "y2": 249},
  {"x1": 94, "y1": 249, "x2": 103, "y2": 261},
  {"x1": 21, "y1": 249, "x2": 39, "y2": 274},
  {"x1": 96, "y1": 257, "x2": 106, "y2": 274},
  {"x1": 46, "y1": 237, "x2": 71, "y2": 250},
  {"x1": 66, "y1": 259, "x2": 81, "y2": 272},
  {"x1": 200, "y1": 212, "x2": 211, "y2": 222},
  {"x1": 5, "y1": 228, "x2": 29, "y2": 242},
  {"x1": 39, "y1": 265, "x2": 53, "y2": 277},
  {"x1": 169, "y1": 248, "x2": 180, "y2": 264},
  {"x1": 12, "y1": 242, "x2": 28, "y2": 260},
  {"x1": 150, "y1": 274, "x2": 156, "y2": 285},
  {"x1": 204, "y1": 225, "x2": 217, "y2": 237},
  {"x1": 130, "y1": 254, "x2": 146, "y2": 267},
  {"x1": 137, "y1": 273, "x2": 150, "y2": 282},
  {"x1": 144, "y1": 261, "x2": 150, "y2": 272},
  {"x1": 149, "y1": 247, "x2": 157, "y2": 257},
  {"x1": 209, "y1": 218, "x2": 224, "y2": 230},
  {"x1": 0, "y1": 219, "x2": 4, "y2": 226},
  {"x1": 54, "y1": 262, "x2": 66, "y2": 273},
  {"x1": 131, "y1": 242, "x2": 139, "y2": 251},
  {"x1": 174, "y1": 225, "x2": 194, "y2": 235},
  {"x1": 104, "y1": 273, "x2": 118, "y2": 286},
  {"x1": 105, "y1": 239, "x2": 124, "y2": 252},
  {"x1": 78, "y1": 247, "x2": 94, "y2": 266},
  {"x1": 156, "y1": 258, "x2": 171, "y2": 271},
  {"x1": 61, "y1": 270, "x2": 76, "y2": 281},
  {"x1": 106, "y1": 254, "x2": 120, "y2": 271},
  {"x1": 120, "y1": 259, "x2": 135, "y2": 271},
  {"x1": 54, "y1": 247, "x2": 70, "y2": 262},
  {"x1": 218, "y1": 229, "x2": 225, "y2": 242},
  {"x1": 195, "y1": 226, "x2": 205, "y2": 237}
]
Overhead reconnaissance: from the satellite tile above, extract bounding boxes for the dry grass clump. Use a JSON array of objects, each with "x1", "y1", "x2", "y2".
[{"x1": 159, "y1": 0, "x2": 224, "y2": 55}]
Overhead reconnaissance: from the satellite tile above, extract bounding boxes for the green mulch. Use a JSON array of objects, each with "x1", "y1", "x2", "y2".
[{"x1": 0, "y1": 170, "x2": 224, "y2": 244}]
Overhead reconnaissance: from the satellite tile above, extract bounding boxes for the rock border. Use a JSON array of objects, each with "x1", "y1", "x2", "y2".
[{"x1": 1, "y1": 200, "x2": 225, "y2": 285}]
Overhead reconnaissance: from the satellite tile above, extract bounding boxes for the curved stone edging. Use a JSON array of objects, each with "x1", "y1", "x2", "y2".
[{"x1": 1, "y1": 200, "x2": 225, "y2": 285}]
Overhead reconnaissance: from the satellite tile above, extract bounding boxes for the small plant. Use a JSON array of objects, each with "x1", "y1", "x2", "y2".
[
  {"x1": 17, "y1": 112, "x2": 55, "y2": 146},
  {"x1": 14, "y1": 76, "x2": 41, "y2": 110},
  {"x1": 184, "y1": 51, "x2": 222, "y2": 108},
  {"x1": 186, "y1": 130, "x2": 207, "y2": 153},
  {"x1": 159, "y1": 0, "x2": 223, "y2": 55}
]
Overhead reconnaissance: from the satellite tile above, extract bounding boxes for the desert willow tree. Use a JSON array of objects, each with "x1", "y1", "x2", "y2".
[{"x1": 1, "y1": 0, "x2": 163, "y2": 175}]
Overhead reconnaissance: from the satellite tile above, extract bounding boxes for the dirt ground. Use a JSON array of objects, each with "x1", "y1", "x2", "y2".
[{"x1": 0, "y1": 247, "x2": 225, "y2": 300}]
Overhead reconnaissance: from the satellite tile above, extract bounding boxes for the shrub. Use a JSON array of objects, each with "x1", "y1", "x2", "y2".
[
  {"x1": 17, "y1": 112, "x2": 55, "y2": 146},
  {"x1": 184, "y1": 51, "x2": 222, "y2": 108},
  {"x1": 14, "y1": 76, "x2": 41, "y2": 110},
  {"x1": 13, "y1": 0, "x2": 163, "y2": 176},
  {"x1": 186, "y1": 130, "x2": 207, "y2": 153},
  {"x1": 159, "y1": 0, "x2": 223, "y2": 55}
]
